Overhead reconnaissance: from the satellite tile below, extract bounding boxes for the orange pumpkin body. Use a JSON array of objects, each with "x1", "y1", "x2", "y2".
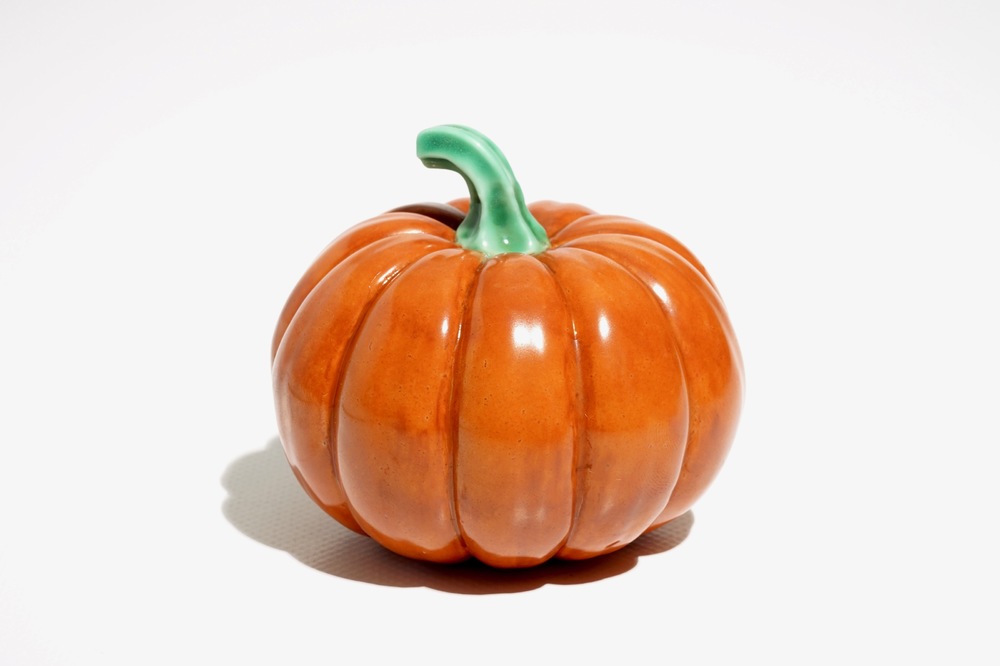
[{"x1": 271, "y1": 197, "x2": 743, "y2": 568}]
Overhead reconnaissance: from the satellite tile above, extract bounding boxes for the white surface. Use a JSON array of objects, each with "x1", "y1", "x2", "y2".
[{"x1": 2, "y1": 1, "x2": 998, "y2": 663}]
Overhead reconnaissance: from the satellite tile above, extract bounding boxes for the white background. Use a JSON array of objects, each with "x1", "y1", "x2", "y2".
[{"x1": 2, "y1": 1, "x2": 998, "y2": 663}]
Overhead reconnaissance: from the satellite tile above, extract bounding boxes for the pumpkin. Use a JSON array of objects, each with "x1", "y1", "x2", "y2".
[{"x1": 271, "y1": 125, "x2": 743, "y2": 568}]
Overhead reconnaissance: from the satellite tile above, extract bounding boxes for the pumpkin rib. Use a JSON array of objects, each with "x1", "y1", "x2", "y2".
[
  {"x1": 446, "y1": 257, "x2": 486, "y2": 560},
  {"x1": 635, "y1": 240, "x2": 743, "y2": 521},
  {"x1": 564, "y1": 243, "x2": 690, "y2": 513},
  {"x1": 271, "y1": 215, "x2": 456, "y2": 361},
  {"x1": 273, "y1": 230, "x2": 454, "y2": 374},
  {"x1": 539, "y1": 247, "x2": 688, "y2": 558},
  {"x1": 550, "y1": 215, "x2": 719, "y2": 295},
  {"x1": 566, "y1": 234, "x2": 743, "y2": 524},
  {"x1": 452, "y1": 255, "x2": 578, "y2": 566},
  {"x1": 336, "y1": 248, "x2": 479, "y2": 562},
  {"x1": 527, "y1": 200, "x2": 597, "y2": 237},
  {"x1": 563, "y1": 240, "x2": 695, "y2": 532},
  {"x1": 274, "y1": 234, "x2": 454, "y2": 533},
  {"x1": 325, "y1": 241, "x2": 458, "y2": 541},
  {"x1": 532, "y1": 254, "x2": 589, "y2": 559}
]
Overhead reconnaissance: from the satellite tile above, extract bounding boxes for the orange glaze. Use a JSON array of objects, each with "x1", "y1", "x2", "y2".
[{"x1": 272, "y1": 199, "x2": 743, "y2": 567}]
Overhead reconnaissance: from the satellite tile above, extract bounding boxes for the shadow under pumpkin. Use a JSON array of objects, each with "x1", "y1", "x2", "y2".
[{"x1": 221, "y1": 437, "x2": 694, "y2": 595}]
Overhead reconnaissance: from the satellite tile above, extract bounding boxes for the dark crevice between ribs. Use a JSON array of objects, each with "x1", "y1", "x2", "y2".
[{"x1": 389, "y1": 202, "x2": 467, "y2": 231}]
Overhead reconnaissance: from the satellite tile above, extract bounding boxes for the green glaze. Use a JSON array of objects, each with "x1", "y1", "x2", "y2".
[{"x1": 416, "y1": 125, "x2": 550, "y2": 257}]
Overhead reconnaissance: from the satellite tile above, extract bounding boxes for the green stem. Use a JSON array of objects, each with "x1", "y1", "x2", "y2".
[{"x1": 416, "y1": 125, "x2": 550, "y2": 257}]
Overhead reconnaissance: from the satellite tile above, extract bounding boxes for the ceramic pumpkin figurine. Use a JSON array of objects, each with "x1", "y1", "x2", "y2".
[{"x1": 271, "y1": 125, "x2": 743, "y2": 568}]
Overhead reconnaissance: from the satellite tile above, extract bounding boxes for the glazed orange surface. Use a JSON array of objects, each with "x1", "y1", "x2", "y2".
[{"x1": 272, "y1": 199, "x2": 743, "y2": 568}]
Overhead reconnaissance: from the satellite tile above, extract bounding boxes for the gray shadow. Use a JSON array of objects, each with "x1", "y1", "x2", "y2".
[{"x1": 222, "y1": 437, "x2": 693, "y2": 594}]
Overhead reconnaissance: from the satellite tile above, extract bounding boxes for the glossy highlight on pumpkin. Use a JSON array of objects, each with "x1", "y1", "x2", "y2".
[{"x1": 271, "y1": 127, "x2": 743, "y2": 568}]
